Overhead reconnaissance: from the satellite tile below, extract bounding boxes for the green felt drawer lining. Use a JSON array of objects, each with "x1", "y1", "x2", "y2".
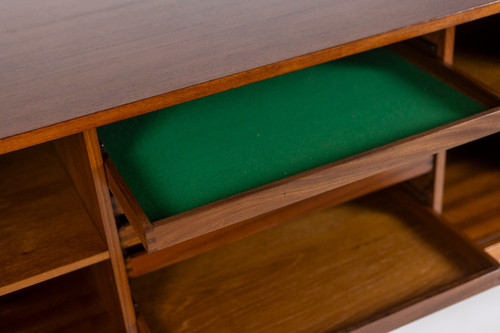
[{"x1": 98, "y1": 48, "x2": 484, "y2": 222}]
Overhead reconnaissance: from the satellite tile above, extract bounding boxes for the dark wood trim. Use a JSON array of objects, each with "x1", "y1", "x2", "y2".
[
  {"x1": 125, "y1": 157, "x2": 433, "y2": 276},
  {"x1": 149, "y1": 108, "x2": 500, "y2": 251},
  {"x1": 82, "y1": 129, "x2": 138, "y2": 332},
  {"x1": 104, "y1": 156, "x2": 155, "y2": 252},
  {"x1": 437, "y1": 27, "x2": 456, "y2": 65},
  {"x1": 432, "y1": 151, "x2": 447, "y2": 214},
  {"x1": 2, "y1": 2, "x2": 500, "y2": 155},
  {"x1": 345, "y1": 188, "x2": 500, "y2": 331},
  {"x1": 353, "y1": 269, "x2": 500, "y2": 333},
  {"x1": 109, "y1": 106, "x2": 500, "y2": 253}
]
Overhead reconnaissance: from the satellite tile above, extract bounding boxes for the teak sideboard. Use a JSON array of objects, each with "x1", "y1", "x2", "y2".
[{"x1": 1, "y1": 1, "x2": 500, "y2": 332}]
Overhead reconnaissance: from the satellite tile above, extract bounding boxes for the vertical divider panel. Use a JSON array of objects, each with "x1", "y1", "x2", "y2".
[
  {"x1": 431, "y1": 26, "x2": 455, "y2": 214},
  {"x1": 53, "y1": 132, "x2": 138, "y2": 333}
]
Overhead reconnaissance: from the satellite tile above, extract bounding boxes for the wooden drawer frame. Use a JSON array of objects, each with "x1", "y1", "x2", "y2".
[{"x1": 105, "y1": 103, "x2": 500, "y2": 253}]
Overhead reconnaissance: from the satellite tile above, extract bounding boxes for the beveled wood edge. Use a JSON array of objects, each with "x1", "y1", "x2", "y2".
[
  {"x1": 389, "y1": 187, "x2": 500, "y2": 268},
  {"x1": 432, "y1": 151, "x2": 447, "y2": 214},
  {"x1": 149, "y1": 108, "x2": 500, "y2": 251},
  {"x1": 348, "y1": 187, "x2": 500, "y2": 332},
  {"x1": 351, "y1": 269, "x2": 500, "y2": 333},
  {"x1": 0, "y1": 251, "x2": 110, "y2": 297},
  {"x1": 485, "y1": 243, "x2": 500, "y2": 261},
  {"x1": 124, "y1": 157, "x2": 434, "y2": 276},
  {"x1": 1, "y1": 2, "x2": 500, "y2": 155},
  {"x1": 104, "y1": 156, "x2": 155, "y2": 252},
  {"x1": 437, "y1": 27, "x2": 456, "y2": 65},
  {"x1": 391, "y1": 42, "x2": 500, "y2": 108},
  {"x1": 83, "y1": 129, "x2": 138, "y2": 332}
]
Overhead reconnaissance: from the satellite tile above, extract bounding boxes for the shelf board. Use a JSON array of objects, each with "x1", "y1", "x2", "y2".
[
  {"x1": 0, "y1": 266, "x2": 119, "y2": 332},
  {"x1": 443, "y1": 135, "x2": 500, "y2": 258},
  {"x1": 0, "y1": 143, "x2": 109, "y2": 296},
  {"x1": 130, "y1": 190, "x2": 497, "y2": 332}
]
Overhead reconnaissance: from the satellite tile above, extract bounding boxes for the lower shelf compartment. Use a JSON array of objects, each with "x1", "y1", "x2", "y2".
[
  {"x1": 0, "y1": 264, "x2": 123, "y2": 333},
  {"x1": 130, "y1": 189, "x2": 499, "y2": 332},
  {"x1": 0, "y1": 143, "x2": 109, "y2": 296},
  {"x1": 455, "y1": 15, "x2": 500, "y2": 93},
  {"x1": 443, "y1": 134, "x2": 500, "y2": 259}
]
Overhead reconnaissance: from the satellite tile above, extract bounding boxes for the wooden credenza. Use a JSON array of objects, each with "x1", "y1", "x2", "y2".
[{"x1": 1, "y1": 1, "x2": 500, "y2": 332}]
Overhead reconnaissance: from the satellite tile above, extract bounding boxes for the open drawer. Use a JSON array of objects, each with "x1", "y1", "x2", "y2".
[
  {"x1": 129, "y1": 188, "x2": 500, "y2": 332},
  {"x1": 97, "y1": 47, "x2": 500, "y2": 253}
]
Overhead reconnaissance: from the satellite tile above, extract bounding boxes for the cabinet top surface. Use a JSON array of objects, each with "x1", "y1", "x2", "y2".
[{"x1": 1, "y1": 0, "x2": 499, "y2": 152}]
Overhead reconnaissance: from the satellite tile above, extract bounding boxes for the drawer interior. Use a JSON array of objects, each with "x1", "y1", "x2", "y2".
[
  {"x1": 98, "y1": 46, "x2": 500, "y2": 253},
  {"x1": 98, "y1": 48, "x2": 484, "y2": 222},
  {"x1": 129, "y1": 188, "x2": 499, "y2": 332}
]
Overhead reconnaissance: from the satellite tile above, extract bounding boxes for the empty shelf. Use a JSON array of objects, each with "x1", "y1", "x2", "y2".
[
  {"x1": 0, "y1": 143, "x2": 109, "y2": 296},
  {"x1": 0, "y1": 265, "x2": 122, "y2": 332},
  {"x1": 130, "y1": 190, "x2": 499, "y2": 332}
]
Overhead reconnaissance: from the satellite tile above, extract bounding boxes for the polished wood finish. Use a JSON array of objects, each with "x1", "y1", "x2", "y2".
[
  {"x1": 437, "y1": 27, "x2": 456, "y2": 65},
  {"x1": 124, "y1": 157, "x2": 434, "y2": 277},
  {"x1": 2, "y1": 1, "x2": 500, "y2": 154},
  {"x1": 2, "y1": 4, "x2": 500, "y2": 331},
  {"x1": 432, "y1": 151, "x2": 447, "y2": 214},
  {"x1": 0, "y1": 266, "x2": 123, "y2": 332},
  {"x1": 130, "y1": 189, "x2": 499, "y2": 332},
  {"x1": 109, "y1": 106, "x2": 500, "y2": 252},
  {"x1": 105, "y1": 156, "x2": 154, "y2": 250},
  {"x1": 0, "y1": 143, "x2": 109, "y2": 296},
  {"x1": 82, "y1": 129, "x2": 138, "y2": 332},
  {"x1": 422, "y1": 27, "x2": 456, "y2": 65}
]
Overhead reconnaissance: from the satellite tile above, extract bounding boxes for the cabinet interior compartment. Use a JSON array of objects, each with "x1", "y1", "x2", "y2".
[
  {"x1": 129, "y1": 188, "x2": 499, "y2": 332},
  {"x1": 443, "y1": 133, "x2": 500, "y2": 259},
  {"x1": 98, "y1": 46, "x2": 500, "y2": 254},
  {"x1": 0, "y1": 142, "x2": 109, "y2": 296},
  {"x1": 0, "y1": 263, "x2": 124, "y2": 333},
  {"x1": 454, "y1": 14, "x2": 500, "y2": 92}
]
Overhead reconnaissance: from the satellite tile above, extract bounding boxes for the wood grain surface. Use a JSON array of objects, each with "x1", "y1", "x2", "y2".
[
  {"x1": 130, "y1": 190, "x2": 498, "y2": 332},
  {"x1": 1, "y1": 0, "x2": 500, "y2": 154},
  {"x1": 0, "y1": 142, "x2": 109, "y2": 296},
  {"x1": 124, "y1": 157, "x2": 433, "y2": 276},
  {"x1": 82, "y1": 129, "x2": 138, "y2": 332}
]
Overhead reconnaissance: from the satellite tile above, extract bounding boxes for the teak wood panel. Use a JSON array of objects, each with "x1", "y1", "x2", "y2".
[
  {"x1": 81, "y1": 130, "x2": 138, "y2": 333},
  {"x1": 2, "y1": 1, "x2": 500, "y2": 154},
  {"x1": 108, "y1": 106, "x2": 500, "y2": 253},
  {"x1": 124, "y1": 156, "x2": 434, "y2": 276},
  {"x1": 0, "y1": 143, "x2": 109, "y2": 296},
  {"x1": 130, "y1": 190, "x2": 499, "y2": 332}
]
